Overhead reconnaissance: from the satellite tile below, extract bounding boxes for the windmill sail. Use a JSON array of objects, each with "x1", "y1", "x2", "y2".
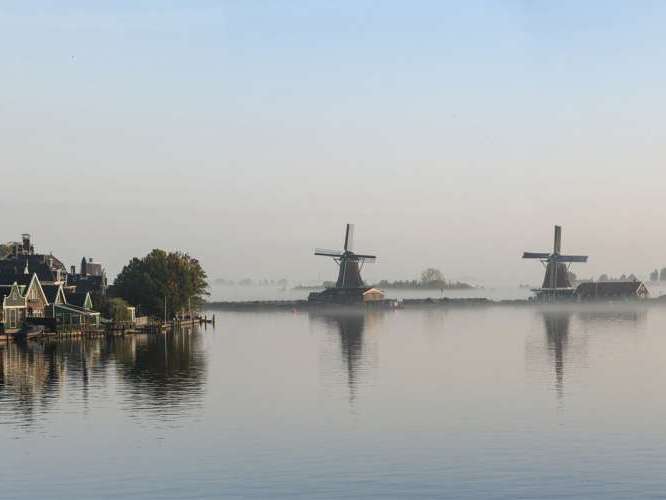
[{"x1": 553, "y1": 225, "x2": 562, "y2": 254}]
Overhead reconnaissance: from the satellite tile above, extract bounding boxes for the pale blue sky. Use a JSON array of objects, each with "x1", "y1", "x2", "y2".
[{"x1": 2, "y1": 1, "x2": 666, "y2": 284}]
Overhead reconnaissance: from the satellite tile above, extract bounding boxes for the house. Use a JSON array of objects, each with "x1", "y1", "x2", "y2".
[
  {"x1": 0, "y1": 283, "x2": 27, "y2": 333},
  {"x1": 54, "y1": 289, "x2": 100, "y2": 328},
  {"x1": 575, "y1": 281, "x2": 650, "y2": 301},
  {"x1": 20, "y1": 273, "x2": 48, "y2": 318},
  {"x1": 0, "y1": 273, "x2": 48, "y2": 318}
]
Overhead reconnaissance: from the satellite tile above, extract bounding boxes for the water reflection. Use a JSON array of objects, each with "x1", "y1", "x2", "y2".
[
  {"x1": 0, "y1": 329, "x2": 207, "y2": 427},
  {"x1": 309, "y1": 310, "x2": 382, "y2": 404},
  {"x1": 542, "y1": 312, "x2": 570, "y2": 399},
  {"x1": 535, "y1": 306, "x2": 645, "y2": 400}
]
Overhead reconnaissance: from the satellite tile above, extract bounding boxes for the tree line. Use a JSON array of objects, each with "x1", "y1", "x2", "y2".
[{"x1": 373, "y1": 268, "x2": 474, "y2": 290}]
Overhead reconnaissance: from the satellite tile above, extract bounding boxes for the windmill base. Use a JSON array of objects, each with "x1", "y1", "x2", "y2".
[
  {"x1": 531, "y1": 287, "x2": 577, "y2": 302},
  {"x1": 308, "y1": 287, "x2": 372, "y2": 304}
]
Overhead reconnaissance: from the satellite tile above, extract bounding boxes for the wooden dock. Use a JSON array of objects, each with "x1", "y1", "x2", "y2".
[{"x1": 0, "y1": 315, "x2": 216, "y2": 343}]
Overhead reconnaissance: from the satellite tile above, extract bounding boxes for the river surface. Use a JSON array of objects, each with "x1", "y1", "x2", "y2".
[{"x1": 2, "y1": 304, "x2": 666, "y2": 499}]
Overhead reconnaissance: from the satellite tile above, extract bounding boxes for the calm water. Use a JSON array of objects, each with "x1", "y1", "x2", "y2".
[{"x1": 2, "y1": 304, "x2": 666, "y2": 499}]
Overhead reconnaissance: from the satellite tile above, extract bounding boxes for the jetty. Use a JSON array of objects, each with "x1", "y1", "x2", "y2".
[{"x1": 0, "y1": 315, "x2": 215, "y2": 343}]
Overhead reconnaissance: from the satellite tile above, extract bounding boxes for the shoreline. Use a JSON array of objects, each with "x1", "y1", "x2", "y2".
[{"x1": 204, "y1": 296, "x2": 665, "y2": 312}]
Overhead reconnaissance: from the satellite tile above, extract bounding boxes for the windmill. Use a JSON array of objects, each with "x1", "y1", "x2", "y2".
[
  {"x1": 522, "y1": 225, "x2": 588, "y2": 299},
  {"x1": 314, "y1": 224, "x2": 376, "y2": 289}
]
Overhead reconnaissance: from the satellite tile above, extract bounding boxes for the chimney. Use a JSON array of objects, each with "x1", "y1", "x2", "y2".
[{"x1": 21, "y1": 234, "x2": 31, "y2": 255}]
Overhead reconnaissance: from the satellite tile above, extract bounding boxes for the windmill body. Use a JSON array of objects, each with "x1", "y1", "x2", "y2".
[
  {"x1": 309, "y1": 224, "x2": 380, "y2": 304},
  {"x1": 522, "y1": 225, "x2": 588, "y2": 301}
]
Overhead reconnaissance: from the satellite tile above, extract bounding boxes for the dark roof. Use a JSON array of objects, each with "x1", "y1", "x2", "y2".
[
  {"x1": 576, "y1": 281, "x2": 648, "y2": 298},
  {"x1": 42, "y1": 284, "x2": 63, "y2": 303},
  {"x1": 0, "y1": 254, "x2": 66, "y2": 283},
  {"x1": 0, "y1": 274, "x2": 32, "y2": 286},
  {"x1": 66, "y1": 291, "x2": 90, "y2": 308}
]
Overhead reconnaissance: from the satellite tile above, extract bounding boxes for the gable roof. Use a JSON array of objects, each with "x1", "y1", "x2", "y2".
[
  {"x1": 23, "y1": 273, "x2": 48, "y2": 304},
  {"x1": 0, "y1": 283, "x2": 27, "y2": 308}
]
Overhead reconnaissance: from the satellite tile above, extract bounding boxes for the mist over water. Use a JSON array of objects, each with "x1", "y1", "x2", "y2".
[
  {"x1": 208, "y1": 282, "x2": 666, "y2": 302},
  {"x1": 3, "y1": 304, "x2": 666, "y2": 499}
]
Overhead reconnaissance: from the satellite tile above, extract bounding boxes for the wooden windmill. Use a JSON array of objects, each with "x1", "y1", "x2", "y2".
[
  {"x1": 314, "y1": 224, "x2": 376, "y2": 289},
  {"x1": 522, "y1": 225, "x2": 588, "y2": 299}
]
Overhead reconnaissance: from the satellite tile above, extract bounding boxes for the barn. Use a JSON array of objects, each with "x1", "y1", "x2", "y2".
[{"x1": 575, "y1": 281, "x2": 649, "y2": 301}]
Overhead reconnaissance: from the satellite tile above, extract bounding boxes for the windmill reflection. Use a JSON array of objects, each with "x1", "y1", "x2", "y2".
[
  {"x1": 542, "y1": 311, "x2": 570, "y2": 398},
  {"x1": 0, "y1": 329, "x2": 207, "y2": 426},
  {"x1": 310, "y1": 310, "x2": 379, "y2": 404}
]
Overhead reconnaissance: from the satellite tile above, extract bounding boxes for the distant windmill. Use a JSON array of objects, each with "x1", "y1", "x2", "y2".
[
  {"x1": 314, "y1": 224, "x2": 376, "y2": 288},
  {"x1": 523, "y1": 225, "x2": 588, "y2": 297}
]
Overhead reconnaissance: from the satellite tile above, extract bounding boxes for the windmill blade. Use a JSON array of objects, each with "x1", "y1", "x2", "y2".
[
  {"x1": 522, "y1": 252, "x2": 551, "y2": 259},
  {"x1": 553, "y1": 225, "x2": 562, "y2": 254},
  {"x1": 314, "y1": 248, "x2": 344, "y2": 257},
  {"x1": 344, "y1": 224, "x2": 355, "y2": 251},
  {"x1": 354, "y1": 253, "x2": 376, "y2": 260},
  {"x1": 554, "y1": 255, "x2": 588, "y2": 263},
  {"x1": 358, "y1": 256, "x2": 376, "y2": 264}
]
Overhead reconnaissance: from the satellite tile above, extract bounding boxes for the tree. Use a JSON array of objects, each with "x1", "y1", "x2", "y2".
[
  {"x1": 94, "y1": 295, "x2": 132, "y2": 322},
  {"x1": 567, "y1": 271, "x2": 577, "y2": 284},
  {"x1": 420, "y1": 268, "x2": 446, "y2": 286},
  {"x1": 660, "y1": 268, "x2": 666, "y2": 281},
  {"x1": 111, "y1": 249, "x2": 209, "y2": 318},
  {"x1": 0, "y1": 243, "x2": 12, "y2": 259},
  {"x1": 599, "y1": 274, "x2": 609, "y2": 282},
  {"x1": 650, "y1": 269, "x2": 659, "y2": 282}
]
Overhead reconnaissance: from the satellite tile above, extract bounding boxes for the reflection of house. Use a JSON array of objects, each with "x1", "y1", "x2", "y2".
[
  {"x1": 0, "y1": 283, "x2": 27, "y2": 333},
  {"x1": 576, "y1": 281, "x2": 649, "y2": 301}
]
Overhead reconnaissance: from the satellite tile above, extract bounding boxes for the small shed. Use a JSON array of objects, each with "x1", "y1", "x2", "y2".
[
  {"x1": 362, "y1": 288, "x2": 385, "y2": 302},
  {"x1": 575, "y1": 281, "x2": 649, "y2": 301}
]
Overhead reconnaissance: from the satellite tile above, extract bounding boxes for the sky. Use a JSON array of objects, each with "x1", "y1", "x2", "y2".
[{"x1": 2, "y1": 1, "x2": 666, "y2": 286}]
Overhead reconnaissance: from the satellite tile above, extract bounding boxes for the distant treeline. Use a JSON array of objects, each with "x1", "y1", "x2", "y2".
[
  {"x1": 374, "y1": 268, "x2": 474, "y2": 290},
  {"x1": 372, "y1": 279, "x2": 474, "y2": 290},
  {"x1": 215, "y1": 278, "x2": 289, "y2": 287},
  {"x1": 649, "y1": 269, "x2": 666, "y2": 282},
  {"x1": 598, "y1": 273, "x2": 639, "y2": 282}
]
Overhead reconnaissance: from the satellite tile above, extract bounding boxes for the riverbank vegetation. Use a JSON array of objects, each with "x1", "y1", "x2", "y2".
[
  {"x1": 110, "y1": 249, "x2": 209, "y2": 318},
  {"x1": 374, "y1": 268, "x2": 475, "y2": 290}
]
